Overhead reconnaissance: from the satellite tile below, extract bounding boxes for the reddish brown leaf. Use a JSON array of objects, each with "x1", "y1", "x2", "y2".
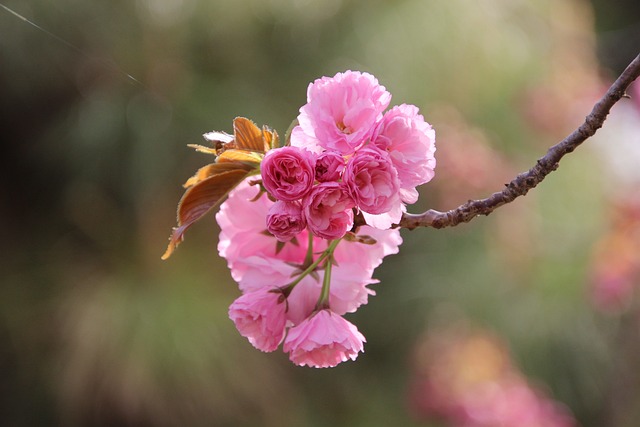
[
  {"x1": 216, "y1": 149, "x2": 263, "y2": 165},
  {"x1": 233, "y1": 117, "x2": 265, "y2": 152},
  {"x1": 163, "y1": 116, "x2": 276, "y2": 260},
  {"x1": 183, "y1": 162, "x2": 254, "y2": 188},
  {"x1": 162, "y1": 169, "x2": 251, "y2": 260}
]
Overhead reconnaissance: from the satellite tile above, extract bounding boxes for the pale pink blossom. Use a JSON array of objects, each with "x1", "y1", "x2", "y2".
[
  {"x1": 260, "y1": 146, "x2": 316, "y2": 202},
  {"x1": 303, "y1": 182, "x2": 355, "y2": 240},
  {"x1": 333, "y1": 225, "x2": 403, "y2": 274},
  {"x1": 343, "y1": 146, "x2": 401, "y2": 215},
  {"x1": 295, "y1": 71, "x2": 391, "y2": 155},
  {"x1": 283, "y1": 309, "x2": 365, "y2": 368},
  {"x1": 266, "y1": 200, "x2": 306, "y2": 242},
  {"x1": 373, "y1": 104, "x2": 436, "y2": 204},
  {"x1": 216, "y1": 180, "x2": 314, "y2": 289},
  {"x1": 228, "y1": 287, "x2": 288, "y2": 352},
  {"x1": 361, "y1": 204, "x2": 405, "y2": 230},
  {"x1": 289, "y1": 125, "x2": 324, "y2": 154},
  {"x1": 315, "y1": 150, "x2": 345, "y2": 182}
]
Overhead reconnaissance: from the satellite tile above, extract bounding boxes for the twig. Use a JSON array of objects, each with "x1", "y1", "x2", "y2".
[{"x1": 396, "y1": 53, "x2": 640, "y2": 230}]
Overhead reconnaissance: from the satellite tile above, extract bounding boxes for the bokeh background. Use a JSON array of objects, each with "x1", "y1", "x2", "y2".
[{"x1": 1, "y1": 0, "x2": 640, "y2": 426}]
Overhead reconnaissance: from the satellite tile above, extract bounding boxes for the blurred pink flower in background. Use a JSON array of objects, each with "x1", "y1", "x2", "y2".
[
  {"x1": 283, "y1": 309, "x2": 366, "y2": 368},
  {"x1": 409, "y1": 320, "x2": 576, "y2": 427},
  {"x1": 455, "y1": 377, "x2": 576, "y2": 427},
  {"x1": 589, "y1": 200, "x2": 640, "y2": 313},
  {"x1": 588, "y1": 82, "x2": 640, "y2": 313}
]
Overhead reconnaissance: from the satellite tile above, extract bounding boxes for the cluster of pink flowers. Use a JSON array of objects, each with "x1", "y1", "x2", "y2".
[
  {"x1": 218, "y1": 71, "x2": 435, "y2": 367},
  {"x1": 262, "y1": 70, "x2": 436, "y2": 236},
  {"x1": 218, "y1": 179, "x2": 401, "y2": 367}
]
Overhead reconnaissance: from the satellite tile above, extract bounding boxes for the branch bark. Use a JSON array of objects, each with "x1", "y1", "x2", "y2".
[{"x1": 395, "y1": 53, "x2": 640, "y2": 231}]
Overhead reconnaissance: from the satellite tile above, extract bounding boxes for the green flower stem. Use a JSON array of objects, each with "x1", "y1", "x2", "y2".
[
  {"x1": 282, "y1": 239, "x2": 340, "y2": 296},
  {"x1": 316, "y1": 251, "x2": 334, "y2": 310},
  {"x1": 303, "y1": 231, "x2": 314, "y2": 269}
]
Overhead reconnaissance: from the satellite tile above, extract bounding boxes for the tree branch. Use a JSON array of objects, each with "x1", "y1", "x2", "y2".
[{"x1": 396, "y1": 53, "x2": 640, "y2": 231}]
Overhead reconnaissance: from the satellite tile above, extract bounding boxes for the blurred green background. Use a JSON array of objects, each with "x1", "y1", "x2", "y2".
[{"x1": 1, "y1": 0, "x2": 640, "y2": 426}]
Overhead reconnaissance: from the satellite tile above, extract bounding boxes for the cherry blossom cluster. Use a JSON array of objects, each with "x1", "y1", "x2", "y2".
[
  {"x1": 218, "y1": 180, "x2": 401, "y2": 367},
  {"x1": 262, "y1": 70, "x2": 436, "y2": 238},
  {"x1": 219, "y1": 71, "x2": 435, "y2": 367}
]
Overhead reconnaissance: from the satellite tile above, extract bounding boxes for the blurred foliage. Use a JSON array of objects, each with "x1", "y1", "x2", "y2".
[{"x1": 1, "y1": 0, "x2": 639, "y2": 426}]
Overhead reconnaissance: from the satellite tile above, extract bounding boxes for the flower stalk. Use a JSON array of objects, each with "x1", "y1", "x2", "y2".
[{"x1": 282, "y1": 238, "x2": 341, "y2": 295}]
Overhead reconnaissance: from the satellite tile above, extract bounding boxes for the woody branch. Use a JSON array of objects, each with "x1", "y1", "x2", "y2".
[{"x1": 394, "y1": 53, "x2": 640, "y2": 231}]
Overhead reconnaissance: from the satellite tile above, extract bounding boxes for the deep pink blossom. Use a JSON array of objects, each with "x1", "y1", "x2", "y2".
[
  {"x1": 343, "y1": 146, "x2": 401, "y2": 215},
  {"x1": 266, "y1": 200, "x2": 306, "y2": 242},
  {"x1": 373, "y1": 104, "x2": 436, "y2": 204},
  {"x1": 303, "y1": 182, "x2": 355, "y2": 240},
  {"x1": 228, "y1": 287, "x2": 288, "y2": 352},
  {"x1": 261, "y1": 146, "x2": 316, "y2": 202},
  {"x1": 283, "y1": 309, "x2": 365, "y2": 368},
  {"x1": 294, "y1": 71, "x2": 391, "y2": 155},
  {"x1": 315, "y1": 151, "x2": 345, "y2": 182}
]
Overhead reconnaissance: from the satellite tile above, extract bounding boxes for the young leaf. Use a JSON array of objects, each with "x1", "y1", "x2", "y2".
[
  {"x1": 234, "y1": 117, "x2": 267, "y2": 152},
  {"x1": 163, "y1": 117, "x2": 275, "y2": 259},
  {"x1": 162, "y1": 169, "x2": 251, "y2": 260},
  {"x1": 183, "y1": 162, "x2": 254, "y2": 188}
]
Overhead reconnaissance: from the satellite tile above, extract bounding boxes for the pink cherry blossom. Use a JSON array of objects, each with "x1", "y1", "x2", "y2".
[
  {"x1": 283, "y1": 309, "x2": 365, "y2": 368},
  {"x1": 373, "y1": 104, "x2": 436, "y2": 204},
  {"x1": 289, "y1": 125, "x2": 323, "y2": 154},
  {"x1": 295, "y1": 71, "x2": 391, "y2": 155},
  {"x1": 260, "y1": 146, "x2": 316, "y2": 202},
  {"x1": 216, "y1": 180, "x2": 314, "y2": 289},
  {"x1": 361, "y1": 204, "x2": 405, "y2": 231},
  {"x1": 315, "y1": 150, "x2": 345, "y2": 182},
  {"x1": 303, "y1": 182, "x2": 355, "y2": 240},
  {"x1": 266, "y1": 200, "x2": 306, "y2": 242},
  {"x1": 228, "y1": 287, "x2": 288, "y2": 352},
  {"x1": 343, "y1": 145, "x2": 401, "y2": 215}
]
